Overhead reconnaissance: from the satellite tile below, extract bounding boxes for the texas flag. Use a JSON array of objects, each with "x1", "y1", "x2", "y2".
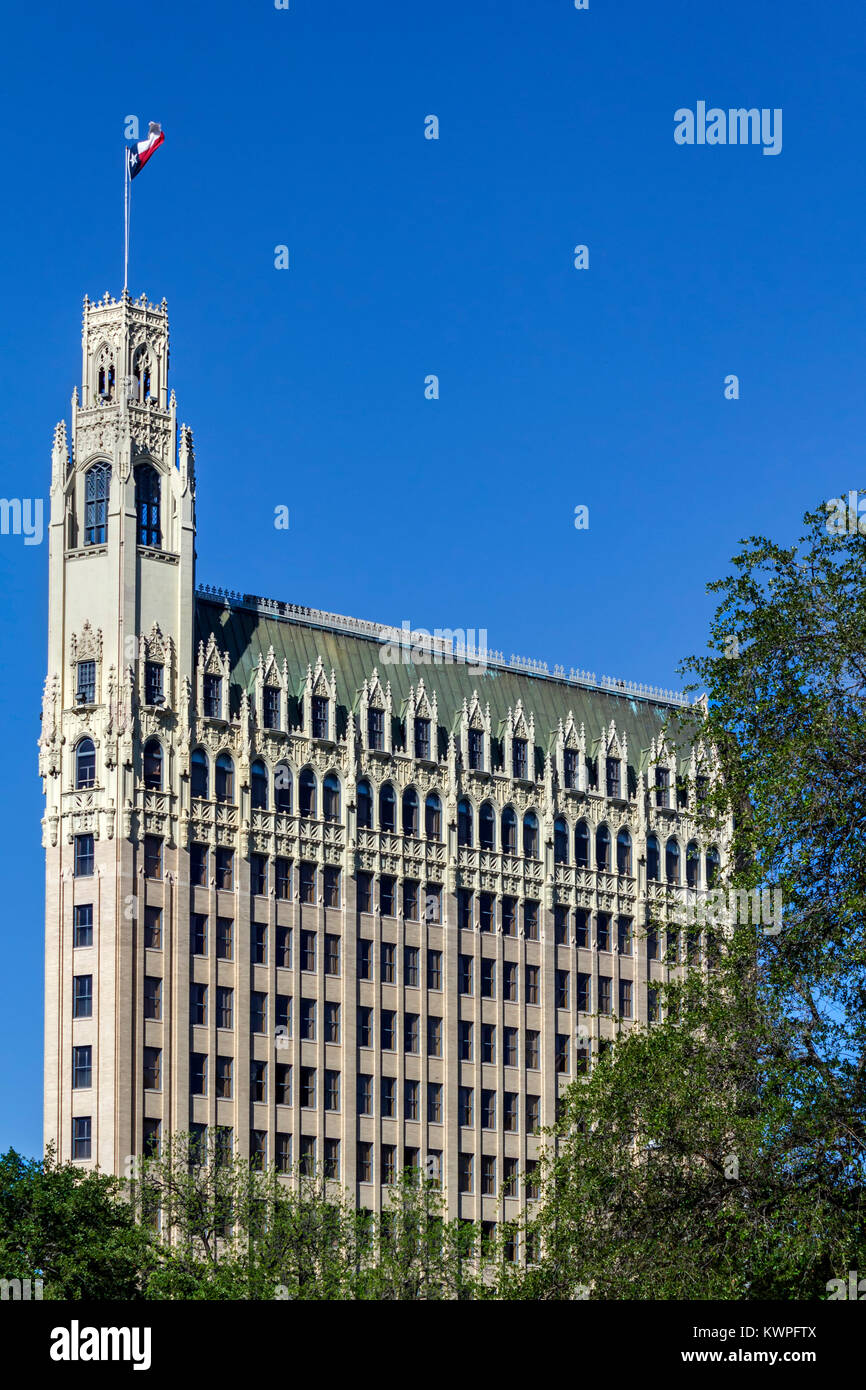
[{"x1": 127, "y1": 122, "x2": 165, "y2": 180}]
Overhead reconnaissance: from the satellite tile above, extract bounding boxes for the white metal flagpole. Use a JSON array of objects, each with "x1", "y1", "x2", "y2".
[{"x1": 123, "y1": 149, "x2": 130, "y2": 293}]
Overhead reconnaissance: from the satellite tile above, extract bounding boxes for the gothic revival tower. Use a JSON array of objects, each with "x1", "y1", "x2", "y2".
[{"x1": 40, "y1": 291, "x2": 196, "y2": 1171}]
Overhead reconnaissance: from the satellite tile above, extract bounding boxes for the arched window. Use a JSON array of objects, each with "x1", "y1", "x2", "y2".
[
  {"x1": 379, "y1": 782, "x2": 396, "y2": 833},
  {"x1": 596, "y1": 824, "x2": 611, "y2": 872},
  {"x1": 133, "y1": 347, "x2": 152, "y2": 401},
  {"x1": 75, "y1": 737, "x2": 96, "y2": 790},
  {"x1": 523, "y1": 811, "x2": 539, "y2": 859},
  {"x1": 135, "y1": 465, "x2": 161, "y2": 548},
  {"x1": 575, "y1": 820, "x2": 589, "y2": 868},
  {"x1": 299, "y1": 767, "x2": 317, "y2": 818},
  {"x1": 706, "y1": 846, "x2": 720, "y2": 888},
  {"x1": 686, "y1": 840, "x2": 700, "y2": 888},
  {"x1": 617, "y1": 828, "x2": 632, "y2": 875},
  {"x1": 357, "y1": 779, "x2": 373, "y2": 829},
  {"x1": 666, "y1": 837, "x2": 680, "y2": 884},
  {"x1": 84, "y1": 463, "x2": 110, "y2": 546},
  {"x1": 554, "y1": 816, "x2": 569, "y2": 864},
  {"x1": 143, "y1": 738, "x2": 162, "y2": 791},
  {"x1": 502, "y1": 806, "x2": 517, "y2": 855},
  {"x1": 323, "y1": 772, "x2": 341, "y2": 822},
  {"x1": 274, "y1": 763, "x2": 292, "y2": 813},
  {"x1": 425, "y1": 792, "x2": 442, "y2": 841},
  {"x1": 479, "y1": 802, "x2": 496, "y2": 850},
  {"x1": 251, "y1": 759, "x2": 268, "y2": 811},
  {"x1": 647, "y1": 834, "x2": 660, "y2": 881},
  {"x1": 402, "y1": 787, "x2": 419, "y2": 837},
  {"x1": 458, "y1": 798, "x2": 473, "y2": 848},
  {"x1": 191, "y1": 747, "x2": 209, "y2": 799},
  {"x1": 215, "y1": 752, "x2": 234, "y2": 803}
]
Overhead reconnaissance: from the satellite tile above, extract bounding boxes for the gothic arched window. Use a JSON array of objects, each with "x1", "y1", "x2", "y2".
[
  {"x1": 357, "y1": 779, "x2": 373, "y2": 829},
  {"x1": 84, "y1": 463, "x2": 110, "y2": 546},
  {"x1": 75, "y1": 737, "x2": 96, "y2": 790},
  {"x1": 554, "y1": 816, "x2": 569, "y2": 864},
  {"x1": 135, "y1": 465, "x2": 161, "y2": 548},
  {"x1": 458, "y1": 798, "x2": 473, "y2": 848},
  {"x1": 143, "y1": 738, "x2": 162, "y2": 791},
  {"x1": 299, "y1": 767, "x2": 316, "y2": 818},
  {"x1": 379, "y1": 782, "x2": 396, "y2": 833},
  {"x1": 647, "y1": 834, "x2": 660, "y2": 881},
  {"x1": 323, "y1": 772, "x2": 341, "y2": 822},
  {"x1": 523, "y1": 811, "x2": 539, "y2": 859},
  {"x1": 425, "y1": 792, "x2": 442, "y2": 841},
  {"x1": 686, "y1": 839, "x2": 700, "y2": 888},
  {"x1": 617, "y1": 828, "x2": 633, "y2": 875},
  {"x1": 215, "y1": 752, "x2": 234, "y2": 804},
  {"x1": 191, "y1": 748, "x2": 209, "y2": 799},
  {"x1": 706, "y1": 846, "x2": 720, "y2": 888},
  {"x1": 251, "y1": 759, "x2": 268, "y2": 811},
  {"x1": 502, "y1": 806, "x2": 517, "y2": 855},
  {"x1": 479, "y1": 802, "x2": 496, "y2": 850},
  {"x1": 666, "y1": 837, "x2": 681, "y2": 885},
  {"x1": 274, "y1": 763, "x2": 292, "y2": 812},
  {"x1": 596, "y1": 824, "x2": 611, "y2": 872},
  {"x1": 402, "y1": 787, "x2": 419, "y2": 837},
  {"x1": 575, "y1": 820, "x2": 589, "y2": 868}
]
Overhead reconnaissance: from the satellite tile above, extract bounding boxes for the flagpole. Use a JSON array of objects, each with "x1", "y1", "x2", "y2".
[{"x1": 123, "y1": 150, "x2": 130, "y2": 293}]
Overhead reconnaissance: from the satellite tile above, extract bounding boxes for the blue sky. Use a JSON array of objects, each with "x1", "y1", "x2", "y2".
[{"x1": 0, "y1": 0, "x2": 862, "y2": 1154}]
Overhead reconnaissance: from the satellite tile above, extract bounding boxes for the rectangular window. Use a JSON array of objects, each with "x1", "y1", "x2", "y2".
[
  {"x1": 554, "y1": 903, "x2": 569, "y2": 945},
  {"x1": 250, "y1": 853, "x2": 268, "y2": 896},
  {"x1": 275, "y1": 1063, "x2": 291, "y2": 1106},
  {"x1": 524, "y1": 901, "x2": 539, "y2": 941},
  {"x1": 598, "y1": 976, "x2": 612, "y2": 1014},
  {"x1": 503, "y1": 961, "x2": 517, "y2": 1002},
  {"x1": 367, "y1": 707, "x2": 385, "y2": 751},
  {"x1": 358, "y1": 1006, "x2": 372, "y2": 1048},
  {"x1": 597, "y1": 913, "x2": 611, "y2": 952},
  {"x1": 526, "y1": 1031, "x2": 539, "y2": 1069},
  {"x1": 300, "y1": 863, "x2": 316, "y2": 904},
  {"x1": 300, "y1": 999, "x2": 316, "y2": 1041},
  {"x1": 72, "y1": 1044, "x2": 92, "y2": 1089},
  {"x1": 556, "y1": 1033, "x2": 569, "y2": 1074},
  {"x1": 250, "y1": 1129, "x2": 267, "y2": 1171},
  {"x1": 275, "y1": 858, "x2": 290, "y2": 900},
  {"x1": 301, "y1": 930, "x2": 316, "y2": 972},
  {"x1": 357, "y1": 872, "x2": 372, "y2": 913},
  {"x1": 648, "y1": 986, "x2": 660, "y2": 1023},
  {"x1": 503, "y1": 1156, "x2": 518, "y2": 1196},
  {"x1": 459, "y1": 1153, "x2": 473, "y2": 1194},
  {"x1": 145, "y1": 661, "x2": 164, "y2": 705},
  {"x1": 404, "y1": 1013, "x2": 419, "y2": 1053},
  {"x1": 76, "y1": 660, "x2": 96, "y2": 705},
  {"x1": 425, "y1": 882, "x2": 442, "y2": 923},
  {"x1": 324, "y1": 866, "x2": 341, "y2": 908},
  {"x1": 503, "y1": 1026, "x2": 517, "y2": 1067},
  {"x1": 264, "y1": 685, "x2": 281, "y2": 730},
  {"x1": 381, "y1": 941, "x2": 395, "y2": 983},
  {"x1": 458, "y1": 889, "x2": 473, "y2": 930},
  {"x1": 459, "y1": 954, "x2": 473, "y2": 995},
  {"x1": 563, "y1": 747, "x2": 578, "y2": 789},
  {"x1": 503, "y1": 1091, "x2": 518, "y2": 1133},
  {"x1": 275, "y1": 925, "x2": 291, "y2": 969},
  {"x1": 556, "y1": 969, "x2": 570, "y2": 1010},
  {"x1": 481, "y1": 1022, "x2": 496, "y2": 1064},
  {"x1": 512, "y1": 738, "x2": 527, "y2": 780},
  {"x1": 617, "y1": 916, "x2": 632, "y2": 955},
  {"x1": 300, "y1": 1136, "x2": 316, "y2": 1176},
  {"x1": 427, "y1": 1016, "x2": 442, "y2": 1057},
  {"x1": 74, "y1": 834, "x2": 94, "y2": 878},
  {"x1": 381, "y1": 1010, "x2": 396, "y2": 1050},
  {"x1": 144, "y1": 906, "x2": 162, "y2": 950},
  {"x1": 144, "y1": 835, "x2": 162, "y2": 880},
  {"x1": 216, "y1": 1055, "x2": 233, "y2": 1099},
  {"x1": 481, "y1": 1089, "x2": 496, "y2": 1129},
  {"x1": 526, "y1": 1095, "x2": 540, "y2": 1133},
  {"x1": 359, "y1": 938, "x2": 372, "y2": 980},
  {"x1": 427, "y1": 949, "x2": 442, "y2": 990},
  {"x1": 382, "y1": 1145, "x2": 396, "y2": 1186},
  {"x1": 405, "y1": 1079, "x2": 419, "y2": 1121},
  {"x1": 300, "y1": 1067, "x2": 316, "y2": 1108},
  {"x1": 250, "y1": 1059, "x2": 267, "y2": 1103},
  {"x1": 404, "y1": 945, "x2": 419, "y2": 987},
  {"x1": 459, "y1": 1020, "x2": 473, "y2": 1062},
  {"x1": 74, "y1": 904, "x2": 93, "y2": 948},
  {"x1": 427, "y1": 1082, "x2": 443, "y2": 1124},
  {"x1": 575, "y1": 908, "x2": 589, "y2": 949},
  {"x1": 480, "y1": 958, "x2": 495, "y2": 999},
  {"x1": 72, "y1": 1116, "x2": 91, "y2": 1160},
  {"x1": 215, "y1": 847, "x2": 233, "y2": 891},
  {"x1": 325, "y1": 1001, "x2": 340, "y2": 1044},
  {"x1": 414, "y1": 717, "x2": 430, "y2": 761},
  {"x1": 357, "y1": 1074, "x2": 373, "y2": 1115},
  {"x1": 216, "y1": 986, "x2": 233, "y2": 1030},
  {"x1": 203, "y1": 673, "x2": 222, "y2": 719},
  {"x1": 324, "y1": 1138, "x2": 340, "y2": 1180},
  {"x1": 276, "y1": 994, "x2": 291, "y2": 1037},
  {"x1": 380, "y1": 876, "x2": 395, "y2": 916},
  {"x1": 647, "y1": 925, "x2": 659, "y2": 961},
  {"x1": 459, "y1": 1086, "x2": 474, "y2": 1127},
  {"x1": 479, "y1": 892, "x2": 495, "y2": 933},
  {"x1": 143, "y1": 1046, "x2": 161, "y2": 1091},
  {"x1": 381, "y1": 1076, "x2": 396, "y2": 1118},
  {"x1": 276, "y1": 1133, "x2": 292, "y2": 1173},
  {"x1": 216, "y1": 917, "x2": 233, "y2": 960},
  {"x1": 252, "y1": 922, "x2": 267, "y2": 965},
  {"x1": 190, "y1": 843, "x2": 208, "y2": 887},
  {"x1": 606, "y1": 757, "x2": 621, "y2": 799},
  {"x1": 73, "y1": 974, "x2": 92, "y2": 1019},
  {"x1": 190, "y1": 1052, "x2": 207, "y2": 1096},
  {"x1": 325, "y1": 933, "x2": 341, "y2": 975},
  {"x1": 526, "y1": 1159, "x2": 539, "y2": 1201},
  {"x1": 403, "y1": 880, "x2": 419, "y2": 921},
  {"x1": 325, "y1": 1070, "x2": 340, "y2": 1112},
  {"x1": 525, "y1": 965, "x2": 539, "y2": 1005},
  {"x1": 144, "y1": 975, "x2": 162, "y2": 1021},
  {"x1": 502, "y1": 897, "x2": 516, "y2": 936},
  {"x1": 620, "y1": 978, "x2": 633, "y2": 1019},
  {"x1": 358, "y1": 1141, "x2": 373, "y2": 1183},
  {"x1": 311, "y1": 694, "x2": 328, "y2": 740},
  {"x1": 577, "y1": 973, "x2": 591, "y2": 1013},
  {"x1": 655, "y1": 766, "x2": 670, "y2": 809},
  {"x1": 468, "y1": 727, "x2": 484, "y2": 770},
  {"x1": 190, "y1": 982, "x2": 207, "y2": 1026}
]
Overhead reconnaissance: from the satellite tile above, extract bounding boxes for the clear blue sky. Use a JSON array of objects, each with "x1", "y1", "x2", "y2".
[{"x1": 0, "y1": 0, "x2": 861, "y2": 1154}]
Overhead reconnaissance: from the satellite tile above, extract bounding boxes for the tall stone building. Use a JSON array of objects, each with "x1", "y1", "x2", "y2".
[{"x1": 40, "y1": 291, "x2": 717, "y2": 1226}]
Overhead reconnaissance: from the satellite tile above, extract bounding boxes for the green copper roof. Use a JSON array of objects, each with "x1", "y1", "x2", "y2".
[{"x1": 194, "y1": 592, "x2": 696, "y2": 771}]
